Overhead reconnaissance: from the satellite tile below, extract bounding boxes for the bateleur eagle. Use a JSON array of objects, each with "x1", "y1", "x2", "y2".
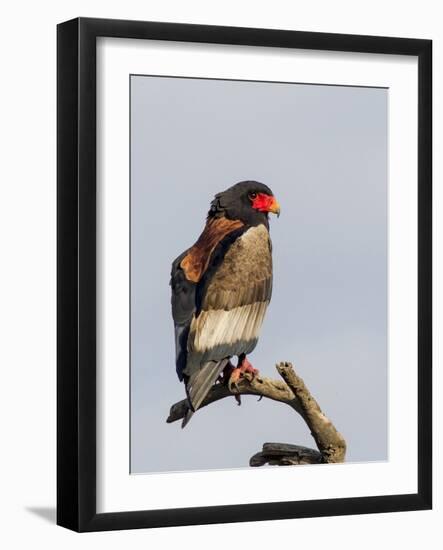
[{"x1": 170, "y1": 180, "x2": 280, "y2": 427}]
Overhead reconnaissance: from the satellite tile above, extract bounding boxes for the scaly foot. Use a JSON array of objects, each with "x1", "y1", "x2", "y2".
[{"x1": 228, "y1": 355, "x2": 259, "y2": 392}]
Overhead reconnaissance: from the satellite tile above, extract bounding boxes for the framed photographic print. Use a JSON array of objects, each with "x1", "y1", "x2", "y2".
[{"x1": 57, "y1": 17, "x2": 432, "y2": 532}]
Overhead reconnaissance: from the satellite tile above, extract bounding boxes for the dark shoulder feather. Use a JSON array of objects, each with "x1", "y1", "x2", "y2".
[
  {"x1": 170, "y1": 219, "x2": 246, "y2": 381},
  {"x1": 170, "y1": 251, "x2": 196, "y2": 380}
]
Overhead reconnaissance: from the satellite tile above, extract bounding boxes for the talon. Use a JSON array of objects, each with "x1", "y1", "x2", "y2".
[
  {"x1": 227, "y1": 356, "x2": 260, "y2": 393},
  {"x1": 235, "y1": 394, "x2": 242, "y2": 406},
  {"x1": 228, "y1": 366, "x2": 242, "y2": 392}
]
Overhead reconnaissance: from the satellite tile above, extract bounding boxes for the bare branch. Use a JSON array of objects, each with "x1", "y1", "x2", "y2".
[
  {"x1": 166, "y1": 372, "x2": 302, "y2": 423},
  {"x1": 276, "y1": 362, "x2": 347, "y2": 463},
  {"x1": 166, "y1": 361, "x2": 346, "y2": 465}
]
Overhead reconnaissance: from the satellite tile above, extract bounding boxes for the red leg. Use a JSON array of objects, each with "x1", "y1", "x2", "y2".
[
  {"x1": 228, "y1": 355, "x2": 259, "y2": 391},
  {"x1": 239, "y1": 356, "x2": 259, "y2": 376}
]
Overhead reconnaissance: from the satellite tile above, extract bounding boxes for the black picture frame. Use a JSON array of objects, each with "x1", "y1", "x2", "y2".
[{"x1": 57, "y1": 17, "x2": 432, "y2": 532}]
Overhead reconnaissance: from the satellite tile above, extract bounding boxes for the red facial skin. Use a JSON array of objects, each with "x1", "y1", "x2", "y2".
[{"x1": 251, "y1": 193, "x2": 280, "y2": 214}]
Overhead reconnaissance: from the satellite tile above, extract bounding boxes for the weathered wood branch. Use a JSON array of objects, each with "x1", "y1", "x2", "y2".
[
  {"x1": 167, "y1": 370, "x2": 303, "y2": 422},
  {"x1": 275, "y1": 362, "x2": 346, "y2": 463},
  {"x1": 167, "y1": 362, "x2": 346, "y2": 466}
]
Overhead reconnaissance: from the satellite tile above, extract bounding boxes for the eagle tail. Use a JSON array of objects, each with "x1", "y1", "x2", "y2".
[
  {"x1": 181, "y1": 408, "x2": 194, "y2": 428},
  {"x1": 182, "y1": 359, "x2": 229, "y2": 428}
]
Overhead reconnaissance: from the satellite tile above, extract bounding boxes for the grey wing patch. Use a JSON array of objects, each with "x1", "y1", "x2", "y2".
[{"x1": 188, "y1": 301, "x2": 269, "y2": 362}]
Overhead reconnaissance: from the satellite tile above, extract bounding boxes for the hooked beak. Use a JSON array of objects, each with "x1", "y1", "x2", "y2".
[{"x1": 268, "y1": 196, "x2": 281, "y2": 217}]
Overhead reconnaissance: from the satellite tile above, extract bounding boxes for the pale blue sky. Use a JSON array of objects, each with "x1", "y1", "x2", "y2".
[{"x1": 130, "y1": 75, "x2": 387, "y2": 473}]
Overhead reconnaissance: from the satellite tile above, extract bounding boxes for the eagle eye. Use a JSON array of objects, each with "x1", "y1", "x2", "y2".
[{"x1": 248, "y1": 191, "x2": 257, "y2": 200}]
